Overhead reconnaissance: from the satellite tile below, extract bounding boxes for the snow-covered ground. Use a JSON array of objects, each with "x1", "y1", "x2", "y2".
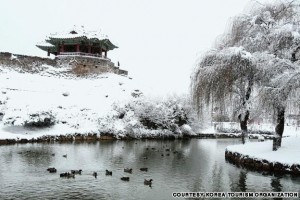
[
  {"x1": 0, "y1": 65, "x2": 141, "y2": 139},
  {"x1": 201, "y1": 122, "x2": 300, "y2": 137},
  {"x1": 226, "y1": 137, "x2": 300, "y2": 166},
  {"x1": 0, "y1": 64, "x2": 196, "y2": 140}
]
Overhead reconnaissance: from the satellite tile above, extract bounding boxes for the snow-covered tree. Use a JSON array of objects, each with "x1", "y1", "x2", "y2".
[
  {"x1": 258, "y1": 58, "x2": 300, "y2": 149},
  {"x1": 191, "y1": 0, "x2": 300, "y2": 146},
  {"x1": 98, "y1": 95, "x2": 198, "y2": 138},
  {"x1": 191, "y1": 47, "x2": 256, "y2": 143}
]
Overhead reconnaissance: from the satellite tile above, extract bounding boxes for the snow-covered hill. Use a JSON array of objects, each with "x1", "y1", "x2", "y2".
[
  {"x1": 0, "y1": 64, "x2": 196, "y2": 141},
  {"x1": 0, "y1": 64, "x2": 142, "y2": 139}
]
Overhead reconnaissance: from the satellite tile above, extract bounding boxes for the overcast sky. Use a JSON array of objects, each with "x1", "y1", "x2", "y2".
[{"x1": 0, "y1": 0, "x2": 250, "y2": 95}]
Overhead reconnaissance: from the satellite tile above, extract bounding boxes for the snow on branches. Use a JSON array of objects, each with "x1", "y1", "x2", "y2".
[
  {"x1": 98, "y1": 96, "x2": 197, "y2": 139},
  {"x1": 191, "y1": 0, "x2": 300, "y2": 146}
]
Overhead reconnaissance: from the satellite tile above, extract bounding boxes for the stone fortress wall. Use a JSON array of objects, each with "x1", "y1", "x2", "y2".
[
  {"x1": 0, "y1": 52, "x2": 128, "y2": 76},
  {"x1": 0, "y1": 52, "x2": 56, "y2": 71},
  {"x1": 57, "y1": 55, "x2": 128, "y2": 75}
]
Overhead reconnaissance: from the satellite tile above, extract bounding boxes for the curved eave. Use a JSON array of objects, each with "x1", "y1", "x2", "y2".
[
  {"x1": 102, "y1": 39, "x2": 118, "y2": 50},
  {"x1": 36, "y1": 45, "x2": 56, "y2": 52}
]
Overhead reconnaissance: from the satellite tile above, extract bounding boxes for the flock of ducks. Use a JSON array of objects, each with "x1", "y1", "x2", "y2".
[
  {"x1": 46, "y1": 152, "x2": 155, "y2": 187},
  {"x1": 45, "y1": 145, "x2": 178, "y2": 187},
  {"x1": 47, "y1": 166, "x2": 153, "y2": 186}
]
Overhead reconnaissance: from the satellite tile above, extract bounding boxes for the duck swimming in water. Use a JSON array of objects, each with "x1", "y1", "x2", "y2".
[
  {"x1": 105, "y1": 170, "x2": 112, "y2": 176},
  {"x1": 93, "y1": 172, "x2": 97, "y2": 178},
  {"x1": 47, "y1": 167, "x2": 57, "y2": 173},
  {"x1": 71, "y1": 169, "x2": 82, "y2": 175},
  {"x1": 144, "y1": 179, "x2": 153, "y2": 185},
  {"x1": 140, "y1": 168, "x2": 148, "y2": 172},
  {"x1": 60, "y1": 172, "x2": 75, "y2": 178},
  {"x1": 124, "y1": 168, "x2": 132, "y2": 173},
  {"x1": 121, "y1": 177, "x2": 130, "y2": 181}
]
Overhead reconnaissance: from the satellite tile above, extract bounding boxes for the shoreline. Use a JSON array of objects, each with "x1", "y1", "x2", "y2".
[
  {"x1": 225, "y1": 149, "x2": 300, "y2": 176},
  {"x1": 0, "y1": 132, "x2": 273, "y2": 145}
]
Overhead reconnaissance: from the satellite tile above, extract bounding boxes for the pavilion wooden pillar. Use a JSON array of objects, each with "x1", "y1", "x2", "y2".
[
  {"x1": 60, "y1": 44, "x2": 65, "y2": 53},
  {"x1": 104, "y1": 50, "x2": 107, "y2": 58},
  {"x1": 76, "y1": 44, "x2": 80, "y2": 52}
]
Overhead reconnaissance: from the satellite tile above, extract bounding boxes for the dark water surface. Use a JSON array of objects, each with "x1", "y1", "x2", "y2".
[{"x1": 0, "y1": 139, "x2": 299, "y2": 200}]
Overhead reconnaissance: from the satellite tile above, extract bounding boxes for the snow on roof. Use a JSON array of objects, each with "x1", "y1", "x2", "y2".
[
  {"x1": 49, "y1": 26, "x2": 108, "y2": 40},
  {"x1": 36, "y1": 41, "x2": 55, "y2": 47}
]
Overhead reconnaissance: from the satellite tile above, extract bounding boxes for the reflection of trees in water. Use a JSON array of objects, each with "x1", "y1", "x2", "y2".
[
  {"x1": 271, "y1": 177, "x2": 283, "y2": 200},
  {"x1": 229, "y1": 170, "x2": 247, "y2": 192},
  {"x1": 271, "y1": 177, "x2": 282, "y2": 192},
  {"x1": 238, "y1": 171, "x2": 247, "y2": 192},
  {"x1": 211, "y1": 162, "x2": 225, "y2": 191},
  {"x1": 19, "y1": 146, "x2": 54, "y2": 167},
  {"x1": 2, "y1": 150, "x2": 13, "y2": 164}
]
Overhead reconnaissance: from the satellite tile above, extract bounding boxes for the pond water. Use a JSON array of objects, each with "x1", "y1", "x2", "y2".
[{"x1": 0, "y1": 139, "x2": 299, "y2": 200}]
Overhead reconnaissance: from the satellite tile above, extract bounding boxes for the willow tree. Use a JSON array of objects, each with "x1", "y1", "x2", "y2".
[
  {"x1": 191, "y1": 0, "x2": 300, "y2": 145},
  {"x1": 258, "y1": 56, "x2": 300, "y2": 150},
  {"x1": 191, "y1": 47, "x2": 256, "y2": 143},
  {"x1": 251, "y1": 0, "x2": 300, "y2": 150}
]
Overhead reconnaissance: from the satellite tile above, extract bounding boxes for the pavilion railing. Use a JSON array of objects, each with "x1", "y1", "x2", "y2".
[{"x1": 58, "y1": 52, "x2": 111, "y2": 61}]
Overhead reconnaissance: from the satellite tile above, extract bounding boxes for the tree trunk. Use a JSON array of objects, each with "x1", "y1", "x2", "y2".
[
  {"x1": 273, "y1": 106, "x2": 285, "y2": 151},
  {"x1": 239, "y1": 110, "x2": 249, "y2": 144},
  {"x1": 239, "y1": 78, "x2": 253, "y2": 144}
]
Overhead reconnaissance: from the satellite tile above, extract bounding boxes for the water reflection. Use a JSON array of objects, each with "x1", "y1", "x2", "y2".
[
  {"x1": 271, "y1": 177, "x2": 282, "y2": 192},
  {"x1": 238, "y1": 171, "x2": 247, "y2": 192},
  {"x1": 0, "y1": 139, "x2": 299, "y2": 200}
]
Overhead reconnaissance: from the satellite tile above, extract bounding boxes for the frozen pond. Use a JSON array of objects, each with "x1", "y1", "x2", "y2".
[{"x1": 0, "y1": 139, "x2": 299, "y2": 199}]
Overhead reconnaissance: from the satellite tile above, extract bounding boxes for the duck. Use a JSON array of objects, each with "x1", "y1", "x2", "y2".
[
  {"x1": 71, "y1": 169, "x2": 82, "y2": 175},
  {"x1": 165, "y1": 149, "x2": 170, "y2": 152},
  {"x1": 121, "y1": 177, "x2": 130, "y2": 181},
  {"x1": 93, "y1": 172, "x2": 98, "y2": 178},
  {"x1": 62, "y1": 154, "x2": 67, "y2": 158},
  {"x1": 124, "y1": 168, "x2": 132, "y2": 173},
  {"x1": 140, "y1": 168, "x2": 148, "y2": 172},
  {"x1": 105, "y1": 170, "x2": 112, "y2": 176},
  {"x1": 144, "y1": 179, "x2": 153, "y2": 185},
  {"x1": 60, "y1": 172, "x2": 75, "y2": 178},
  {"x1": 166, "y1": 153, "x2": 170, "y2": 156},
  {"x1": 51, "y1": 153, "x2": 55, "y2": 156},
  {"x1": 47, "y1": 167, "x2": 57, "y2": 173}
]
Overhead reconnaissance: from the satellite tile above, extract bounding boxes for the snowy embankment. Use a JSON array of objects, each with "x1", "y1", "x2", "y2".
[
  {"x1": 200, "y1": 122, "x2": 299, "y2": 139},
  {"x1": 225, "y1": 137, "x2": 300, "y2": 175},
  {"x1": 0, "y1": 65, "x2": 196, "y2": 141}
]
